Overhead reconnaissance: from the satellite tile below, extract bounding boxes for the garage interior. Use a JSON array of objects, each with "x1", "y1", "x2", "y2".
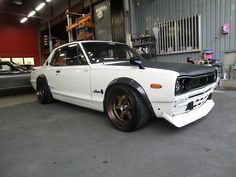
[{"x1": 1, "y1": 0, "x2": 236, "y2": 177}]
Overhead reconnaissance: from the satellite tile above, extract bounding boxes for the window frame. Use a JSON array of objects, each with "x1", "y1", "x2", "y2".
[
  {"x1": 156, "y1": 14, "x2": 201, "y2": 55},
  {"x1": 50, "y1": 43, "x2": 88, "y2": 66}
]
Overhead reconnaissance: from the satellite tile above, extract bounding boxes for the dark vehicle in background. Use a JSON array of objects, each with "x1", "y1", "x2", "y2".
[
  {"x1": 20, "y1": 64, "x2": 34, "y2": 71},
  {"x1": 0, "y1": 61, "x2": 33, "y2": 95}
]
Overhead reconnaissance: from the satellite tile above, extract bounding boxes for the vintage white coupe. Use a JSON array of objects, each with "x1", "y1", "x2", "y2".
[{"x1": 31, "y1": 41, "x2": 217, "y2": 131}]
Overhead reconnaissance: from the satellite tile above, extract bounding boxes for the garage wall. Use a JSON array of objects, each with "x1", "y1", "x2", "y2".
[
  {"x1": 39, "y1": 0, "x2": 100, "y2": 21},
  {"x1": 134, "y1": 0, "x2": 236, "y2": 63},
  {"x1": 94, "y1": 0, "x2": 112, "y2": 41},
  {"x1": 0, "y1": 15, "x2": 40, "y2": 66},
  {"x1": 51, "y1": 0, "x2": 69, "y2": 18}
]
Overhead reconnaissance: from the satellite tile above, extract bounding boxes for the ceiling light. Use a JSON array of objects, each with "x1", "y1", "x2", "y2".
[
  {"x1": 20, "y1": 17, "x2": 28, "y2": 23},
  {"x1": 27, "y1": 10, "x2": 36, "y2": 17},
  {"x1": 35, "y1": 2, "x2": 46, "y2": 11},
  {"x1": 46, "y1": 0, "x2": 52, "y2": 2},
  {"x1": 13, "y1": 0, "x2": 23, "y2": 5}
]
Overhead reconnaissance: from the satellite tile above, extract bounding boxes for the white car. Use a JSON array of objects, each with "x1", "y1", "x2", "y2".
[{"x1": 31, "y1": 41, "x2": 217, "y2": 131}]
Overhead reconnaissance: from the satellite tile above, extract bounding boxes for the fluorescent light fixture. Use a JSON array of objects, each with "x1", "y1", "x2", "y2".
[
  {"x1": 46, "y1": 0, "x2": 52, "y2": 2},
  {"x1": 35, "y1": 2, "x2": 46, "y2": 11},
  {"x1": 27, "y1": 10, "x2": 36, "y2": 17},
  {"x1": 20, "y1": 17, "x2": 28, "y2": 23},
  {"x1": 14, "y1": 0, "x2": 23, "y2": 5}
]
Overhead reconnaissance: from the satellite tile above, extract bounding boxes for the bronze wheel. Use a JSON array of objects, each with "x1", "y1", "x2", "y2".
[
  {"x1": 105, "y1": 85, "x2": 150, "y2": 132},
  {"x1": 112, "y1": 93, "x2": 134, "y2": 123}
]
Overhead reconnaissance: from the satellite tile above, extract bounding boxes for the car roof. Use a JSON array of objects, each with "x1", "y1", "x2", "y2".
[
  {"x1": 0, "y1": 61, "x2": 12, "y2": 64},
  {"x1": 53, "y1": 40, "x2": 125, "y2": 51}
]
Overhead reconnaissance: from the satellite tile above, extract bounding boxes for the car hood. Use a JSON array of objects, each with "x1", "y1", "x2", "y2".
[
  {"x1": 106, "y1": 61, "x2": 216, "y2": 76},
  {"x1": 143, "y1": 61, "x2": 216, "y2": 76}
]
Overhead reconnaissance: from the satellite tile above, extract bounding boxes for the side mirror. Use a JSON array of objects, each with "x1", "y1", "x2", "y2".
[
  {"x1": 130, "y1": 57, "x2": 145, "y2": 69},
  {"x1": 187, "y1": 57, "x2": 195, "y2": 64}
]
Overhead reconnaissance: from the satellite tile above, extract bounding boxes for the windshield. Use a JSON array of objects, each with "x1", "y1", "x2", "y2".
[{"x1": 82, "y1": 42, "x2": 143, "y2": 64}]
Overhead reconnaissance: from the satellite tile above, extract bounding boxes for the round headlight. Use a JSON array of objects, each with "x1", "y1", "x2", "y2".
[
  {"x1": 175, "y1": 78, "x2": 190, "y2": 95},
  {"x1": 175, "y1": 80, "x2": 182, "y2": 94},
  {"x1": 213, "y1": 71, "x2": 217, "y2": 81}
]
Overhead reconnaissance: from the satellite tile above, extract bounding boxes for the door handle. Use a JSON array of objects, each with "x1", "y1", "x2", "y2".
[{"x1": 56, "y1": 70, "x2": 60, "y2": 73}]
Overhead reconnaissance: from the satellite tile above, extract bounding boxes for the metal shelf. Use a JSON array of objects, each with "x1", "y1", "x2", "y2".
[
  {"x1": 133, "y1": 42, "x2": 156, "y2": 48},
  {"x1": 131, "y1": 35, "x2": 156, "y2": 59}
]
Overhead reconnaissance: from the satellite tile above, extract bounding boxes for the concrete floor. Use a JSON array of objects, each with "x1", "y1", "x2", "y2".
[
  {"x1": 0, "y1": 91, "x2": 236, "y2": 177},
  {"x1": 0, "y1": 93, "x2": 37, "y2": 108}
]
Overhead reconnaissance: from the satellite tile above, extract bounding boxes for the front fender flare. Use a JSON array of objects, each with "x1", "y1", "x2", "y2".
[{"x1": 104, "y1": 77, "x2": 155, "y2": 115}]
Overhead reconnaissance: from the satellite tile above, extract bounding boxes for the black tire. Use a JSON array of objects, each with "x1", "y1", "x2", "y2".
[
  {"x1": 105, "y1": 85, "x2": 150, "y2": 132},
  {"x1": 36, "y1": 79, "x2": 54, "y2": 104}
]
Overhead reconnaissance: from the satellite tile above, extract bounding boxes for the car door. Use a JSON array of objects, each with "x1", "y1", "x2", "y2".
[{"x1": 50, "y1": 44, "x2": 91, "y2": 107}]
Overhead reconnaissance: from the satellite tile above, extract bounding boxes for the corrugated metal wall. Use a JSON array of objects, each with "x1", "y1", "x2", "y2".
[{"x1": 134, "y1": 0, "x2": 236, "y2": 63}]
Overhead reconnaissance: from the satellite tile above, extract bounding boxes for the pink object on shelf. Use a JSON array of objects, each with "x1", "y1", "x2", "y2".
[
  {"x1": 203, "y1": 49, "x2": 214, "y2": 60},
  {"x1": 206, "y1": 53, "x2": 213, "y2": 60},
  {"x1": 222, "y1": 24, "x2": 230, "y2": 34}
]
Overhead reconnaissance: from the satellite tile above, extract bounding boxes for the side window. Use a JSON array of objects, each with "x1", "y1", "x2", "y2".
[
  {"x1": 50, "y1": 44, "x2": 87, "y2": 66},
  {"x1": 50, "y1": 49, "x2": 65, "y2": 66},
  {"x1": 0, "y1": 64, "x2": 12, "y2": 72},
  {"x1": 109, "y1": 49, "x2": 133, "y2": 59}
]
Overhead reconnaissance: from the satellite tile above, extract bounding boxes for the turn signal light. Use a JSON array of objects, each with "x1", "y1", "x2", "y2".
[{"x1": 150, "y1": 84, "x2": 162, "y2": 89}]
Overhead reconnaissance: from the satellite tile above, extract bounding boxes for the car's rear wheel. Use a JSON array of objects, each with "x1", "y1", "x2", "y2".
[
  {"x1": 36, "y1": 79, "x2": 54, "y2": 104},
  {"x1": 105, "y1": 85, "x2": 150, "y2": 132}
]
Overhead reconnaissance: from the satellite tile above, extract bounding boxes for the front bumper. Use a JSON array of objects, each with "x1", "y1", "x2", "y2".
[
  {"x1": 152, "y1": 83, "x2": 216, "y2": 127},
  {"x1": 162, "y1": 99, "x2": 214, "y2": 127}
]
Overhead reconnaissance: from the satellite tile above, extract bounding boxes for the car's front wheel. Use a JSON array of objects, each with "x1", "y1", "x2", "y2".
[
  {"x1": 36, "y1": 79, "x2": 54, "y2": 104},
  {"x1": 105, "y1": 85, "x2": 150, "y2": 132}
]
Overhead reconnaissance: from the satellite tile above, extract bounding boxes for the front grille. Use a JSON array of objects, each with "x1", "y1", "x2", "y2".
[
  {"x1": 176, "y1": 71, "x2": 216, "y2": 95},
  {"x1": 188, "y1": 72, "x2": 216, "y2": 91}
]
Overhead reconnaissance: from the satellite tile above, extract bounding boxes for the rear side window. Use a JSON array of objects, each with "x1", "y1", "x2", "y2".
[
  {"x1": 50, "y1": 44, "x2": 87, "y2": 66},
  {"x1": 0, "y1": 64, "x2": 11, "y2": 72},
  {"x1": 0, "y1": 63, "x2": 17, "y2": 72}
]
